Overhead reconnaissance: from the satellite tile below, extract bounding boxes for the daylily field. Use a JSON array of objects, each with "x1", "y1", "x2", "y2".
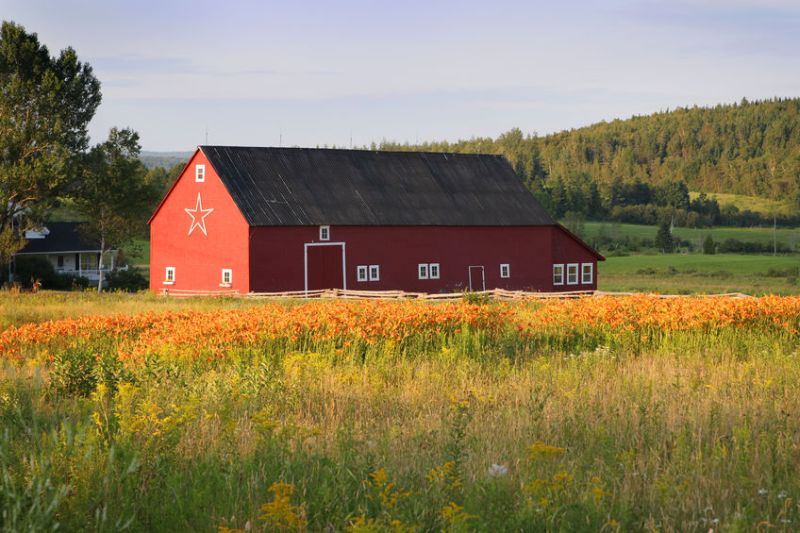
[{"x1": 1, "y1": 293, "x2": 800, "y2": 531}]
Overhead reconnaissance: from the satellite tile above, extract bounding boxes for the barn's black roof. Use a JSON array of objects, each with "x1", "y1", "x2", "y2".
[
  {"x1": 16, "y1": 222, "x2": 98, "y2": 254},
  {"x1": 199, "y1": 146, "x2": 556, "y2": 226}
]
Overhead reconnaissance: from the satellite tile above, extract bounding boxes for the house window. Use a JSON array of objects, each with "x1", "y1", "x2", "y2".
[
  {"x1": 553, "y1": 264, "x2": 564, "y2": 286},
  {"x1": 319, "y1": 225, "x2": 330, "y2": 241},
  {"x1": 581, "y1": 263, "x2": 593, "y2": 284},
  {"x1": 195, "y1": 164, "x2": 205, "y2": 182},
  {"x1": 57, "y1": 255, "x2": 64, "y2": 269},
  {"x1": 165, "y1": 266, "x2": 176, "y2": 284},
  {"x1": 500, "y1": 263, "x2": 510, "y2": 278},
  {"x1": 418, "y1": 263, "x2": 429, "y2": 279},
  {"x1": 221, "y1": 268, "x2": 232, "y2": 286},
  {"x1": 80, "y1": 253, "x2": 98, "y2": 272},
  {"x1": 357, "y1": 265, "x2": 368, "y2": 282},
  {"x1": 429, "y1": 263, "x2": 440, "y2": 279},
  {"x1": 567, "y1": 263, "x2": 579, "y2": 285},
  {"x1": 369, "y1": 265, "x2": 380, "y2": 281}
]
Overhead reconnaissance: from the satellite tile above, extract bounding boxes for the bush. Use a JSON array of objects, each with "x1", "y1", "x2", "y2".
[
  {"x1": 107, "y1": 267, "x2": 149, "y2": 292},
  {"x1": 13, "y1": 256, "x2": 68, "y2": 290}
]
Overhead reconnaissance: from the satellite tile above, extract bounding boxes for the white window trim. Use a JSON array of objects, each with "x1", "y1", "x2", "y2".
[
  {"x1": 369, "y1": 265, "x2": 380, "y2": 281},
  {"x1": 357, "y1": 265, "x2": 368, "y2": 282},
  {"x1": 418, "y1": 263, "x2": 429, "y2": 279},
  {"x1": 220, "y1": 268, "x2": 232, "y2": 287},
  {"x1": 500, "y1": 263, "x2": 510, "y2": 279},
  {"x1": 163, "y1": 266, "x2": 176, "y2": 285},
  {"x1": 429, "y1": 263, "x2": 440, "y2": 279},
  {"x1": 195, "y1": 164, "x2": 205, "y2": 182},
  {"x1": 553, "y1": 264, "x2": 564, "y2": 286},
  {"x1": 319, "y1": 225, "x2": 330, "y2": 241},
  {"x1": 581, "y1": 263, "x2": 594, "y2": 285},
  {"x1": 567, "y1": 263, "x2": 579, "y2": 285}
]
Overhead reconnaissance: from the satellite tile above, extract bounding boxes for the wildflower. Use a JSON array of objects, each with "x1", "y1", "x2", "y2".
[
  {"x1": 488, "y1": 463, "x2": 508, "y2": 477},
  {"x1": 777, "y1": 490, "x2": 788, "y2": 499},
  {"x1": 528, "y1": 441, "x2": 566, "y2": 460},
  {"x1": 758, "y1": 488, "x2": 768, "y2": 496}
]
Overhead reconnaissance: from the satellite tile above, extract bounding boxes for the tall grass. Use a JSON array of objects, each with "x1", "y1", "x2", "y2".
[{"x1": 1, "y1": 297, "x2": 799, "y2": 531}]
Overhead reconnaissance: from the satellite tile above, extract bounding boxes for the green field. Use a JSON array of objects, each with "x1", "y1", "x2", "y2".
[
  {"x1": 599, "y1": 253, "x2": 800, "y2": 295},
  {"x1": 582, "y1": 221, "x2": 800, "y2": 249}
]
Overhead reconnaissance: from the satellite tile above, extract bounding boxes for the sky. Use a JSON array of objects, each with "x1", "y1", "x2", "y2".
[{"x1": 3, "y1": 0, "x2": 800, "y2": 151}]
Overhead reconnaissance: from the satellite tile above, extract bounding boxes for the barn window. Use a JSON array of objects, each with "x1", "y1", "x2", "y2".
[
  {"x1": 221, "y1": 268, "x2": 232, "y2": 286},
  {"x1": 567, "y1": 263, "x2": 579, "y2": 285},
  {"x1": 429, "y1": 263, "x2": 440, "y2": 279},
  {"x1": 357, "y1": 265, "x2": 368, "y2": 282},
  {"x1": 164, "y1": 266, "x2": 176, "y2": 284},
  {"x1": 581, "y1": 263, "x2": 593, "y2": 284},
  {"x1": 500, "y1": 263, "x2": 510, "y2": 278},
  {"x1": 195, "y1": 164, "x2": 205, "y2": 182},
  {"x1": 319, "y1": 225, "x2": 330, "y2": 241},
  {"x1": 369, "y1": 265, "x2": 380, "y2": 281},
  {"x1": 553, "y1": 264, "x2": 564, "y2": 285},
  {"x1": 418, "y1": 263, "x2": 429, "y2": 279}
]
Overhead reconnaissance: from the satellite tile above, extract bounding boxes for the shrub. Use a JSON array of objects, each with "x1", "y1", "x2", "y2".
[{"x1": 108, "y1": 267, "x2": 149, "y2": 292}]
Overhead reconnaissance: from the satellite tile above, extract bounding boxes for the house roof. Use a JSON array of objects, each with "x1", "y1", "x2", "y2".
[
  {"x1": 16, "y1": 222, "x2": 99, "y2": 255},
  {"x1": 198, "y1": 146, "x2": 556, "y2": 226}
]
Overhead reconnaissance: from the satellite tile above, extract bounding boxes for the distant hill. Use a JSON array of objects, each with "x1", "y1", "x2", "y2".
[
  {"x1": 140, "y1": 151, "x2": 193, "y2": 169},
  {"x1": 379, "y1": 98, "x2": 800, "y2": 208}
]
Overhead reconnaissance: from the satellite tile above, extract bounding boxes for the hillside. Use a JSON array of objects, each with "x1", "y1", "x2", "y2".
[
  {"x1": 140, "y1": 150, "x2": 192, "y2": 169},
  {"x1": 380, "y1": 98, "x2": 800, "y2": 221}
]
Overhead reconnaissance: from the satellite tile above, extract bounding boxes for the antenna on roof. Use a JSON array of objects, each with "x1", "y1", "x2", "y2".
[
  {"x1": 205, "y1": 126, "x2": 208, "y2": 145},
  {"x1": 350, "y1": 131, "x2": 353, "y2": 149}
]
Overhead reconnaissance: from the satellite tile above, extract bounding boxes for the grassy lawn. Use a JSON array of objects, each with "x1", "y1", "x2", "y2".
[
  {"x1": 599, "y1": 253, "x2": 800, "y2": 294},
  {"x1": 582, "y1": 221, "x2": 800, "y2": 249}
]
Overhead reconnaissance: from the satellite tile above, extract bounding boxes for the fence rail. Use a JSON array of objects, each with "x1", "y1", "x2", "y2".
[{"x1": 160, "y1": 287, "x2": 754, "y2": 300}]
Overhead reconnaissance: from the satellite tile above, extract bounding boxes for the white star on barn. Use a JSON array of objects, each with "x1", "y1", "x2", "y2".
[{"x1": 185, "y1": 193, "x2": 214, "y2": 236}]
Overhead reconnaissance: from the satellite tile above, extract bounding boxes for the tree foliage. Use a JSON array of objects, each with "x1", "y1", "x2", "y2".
[
  {"x1": 76, "y1": 128, "x2": 158, "y2": 291},
  {"x1": 0, "y1": 21, "x2": 101, "y2": 261},
  {"x1": 379, "y1": 98, "x2": 800, "y2": 225}
]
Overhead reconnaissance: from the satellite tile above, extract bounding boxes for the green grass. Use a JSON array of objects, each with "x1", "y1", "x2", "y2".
[
  {"x1": 583, "y1": 221, "x2": 800, "y2": 248},
  {"x1": 599, "y1": 253, "x2": 800, "y2": 294},
  {"x1": 690, "y1": 191, "x2": 797, "y2": 216}
]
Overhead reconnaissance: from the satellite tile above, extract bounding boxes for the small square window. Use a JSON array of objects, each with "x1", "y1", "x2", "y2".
[
  {"x1": 165, "y1": 266, "x2": 176, "y2": 284},
  {"x1": 195, "y1": 164, "x2": 205, "y2": 182},
  {"x1": 500, "y1": 263, "x2": 510, "y2": 278},
  {"x1": 429, "y1": 263, "x2": 440, "y2": 279},
  {"x1": 581, "y1": 263, "x2": 593, "y2": 284},
  {"x1": 357, "y1": 265, "x2": 368, "y2": 282},
  {"x1": 57, "y1": 255, "x2": 64, "y2": 268},
  {"x1": 418, "y1": 263, "x2": 429, "y2": 279},
  {"x1": 567, "y1": 263, "x2": 579, "y2": 285},
  {"x1": 369, "y1": 265, "x2": 380, "y2": 281},
  {"x1": 221, "y1": 268, "x2": 232, "y2": 286},
  {"x1": 553, "y1": 264, "x2": 564, "y2": 286},
  {"x1": 319, "y1": 225, "x2": 330, "y2": 241}
]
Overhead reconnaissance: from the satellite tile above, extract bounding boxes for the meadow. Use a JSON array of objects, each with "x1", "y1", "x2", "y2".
[
  {"x1": 599, "y1": 253, "x2": 800, "y2": 295},
  {"x1": 1, "y1": 293, "x2": 800, "y2": 531}
]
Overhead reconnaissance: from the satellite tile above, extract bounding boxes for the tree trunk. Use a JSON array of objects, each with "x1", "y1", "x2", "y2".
[{"x1": 97, "y1": 234, "x2": 105, "y2": 293}]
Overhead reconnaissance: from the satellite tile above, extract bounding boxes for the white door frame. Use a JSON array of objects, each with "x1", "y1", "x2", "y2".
[
  {"x1": 304, "y1": 242, "x2": 347, "y2": 294},
  {"x1": 468, "y1": 265, "x2": 485, "y2": 291}
]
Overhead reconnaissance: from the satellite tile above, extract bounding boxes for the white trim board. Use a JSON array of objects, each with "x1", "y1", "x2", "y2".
[{"x1": 303, "y1": 242, "x2": 347, "y2": 295}]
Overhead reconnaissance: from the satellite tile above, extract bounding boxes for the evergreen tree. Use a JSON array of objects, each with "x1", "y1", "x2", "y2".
[
  {"x1": 703, "y1": 234, "x2": 716, "y2": 254},
  {"x1": 655, "y1": 221, "x2": 675, "y2": 253}
]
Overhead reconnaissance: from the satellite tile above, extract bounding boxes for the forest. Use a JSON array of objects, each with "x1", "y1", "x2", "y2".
[{"x1": 379, "y1": 98, "x2": 800, "y2": 227}]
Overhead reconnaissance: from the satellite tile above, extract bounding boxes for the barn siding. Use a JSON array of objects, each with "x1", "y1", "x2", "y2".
[
  {"x1": 149, "y1": 150, "x2": 251, "y2": 293},
  {"x1": 551, "y1": 226, "x2": 598, "y2": 291},
  {"x1": 248, "y1": 225, "x2": 598, "y2": 293}
]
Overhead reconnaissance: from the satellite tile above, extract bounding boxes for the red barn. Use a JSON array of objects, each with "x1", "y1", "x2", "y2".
[{"x1": 149, "y1": 146, "x2": 603, "y2": 294}]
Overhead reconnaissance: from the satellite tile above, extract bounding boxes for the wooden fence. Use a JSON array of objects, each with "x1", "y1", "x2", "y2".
[{"x1": 160, "y1": 287, "x2": 754, "y2": 300}]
